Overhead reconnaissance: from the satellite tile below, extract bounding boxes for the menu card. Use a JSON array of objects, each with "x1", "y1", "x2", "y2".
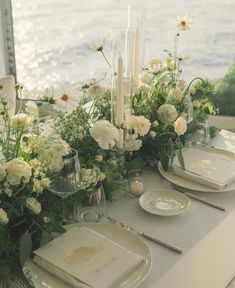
[
  {"x1": 34, "y1": 226, "x2": 144, "y2": 288},
  {"x1": 173, "y1": 148, "x2": 235, "y2": 190}
]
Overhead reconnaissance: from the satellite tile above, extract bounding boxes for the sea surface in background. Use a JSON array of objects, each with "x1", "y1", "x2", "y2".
[{"x1": 12, "y1": 0, "x2": 235, "y2": 91}]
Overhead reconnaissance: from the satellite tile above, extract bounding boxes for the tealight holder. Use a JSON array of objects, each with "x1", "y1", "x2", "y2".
[{"x1": 127, "y1": 169, "x2": 145, "y2": 197}]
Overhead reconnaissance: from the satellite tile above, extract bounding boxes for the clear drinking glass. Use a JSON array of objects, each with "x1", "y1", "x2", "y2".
[
  {"x1": 73, "y1": 183, "x2": 106, "y2": 223},
  {"x1": 49, "y1": 148, "x2": 82, "y2": 223}
]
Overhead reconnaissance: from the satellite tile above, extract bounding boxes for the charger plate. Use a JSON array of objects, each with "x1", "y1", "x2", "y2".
[
  {"x1": 159, "y1": 147, "x2": 235, "y2": 193},
  {"x1": 23, "y1": 223, "x2": 152, "y2": 288}
]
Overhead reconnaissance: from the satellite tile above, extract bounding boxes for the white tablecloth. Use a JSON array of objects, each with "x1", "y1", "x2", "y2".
[{"x1": 108, "y1": 130, "x2": 235, "y2": 288}]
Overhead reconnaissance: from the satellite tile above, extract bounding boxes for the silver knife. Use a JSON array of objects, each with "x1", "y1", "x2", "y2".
[
  {"x1": 107, "y1": 216, "x2": 182, "y2": 254},
  {"x1": 183, "y1": 192, "x2": 226, "y2": 211}
]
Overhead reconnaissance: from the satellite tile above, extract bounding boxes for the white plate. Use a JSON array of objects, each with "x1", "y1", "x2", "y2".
[
  {"x1": 159, "y1": 147, "x2": 235, "y2": 193},
  {"x1": 139, "y1": 189, "x2": 190, "y2": 216},
  {"x1": 23, "y1": 223, "x2": 152, "y2": 288}
]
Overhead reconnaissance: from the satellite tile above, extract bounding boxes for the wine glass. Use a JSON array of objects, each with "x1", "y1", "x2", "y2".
[{"x1": 49, "y1": 148, "x2": 82, "y2": 223}]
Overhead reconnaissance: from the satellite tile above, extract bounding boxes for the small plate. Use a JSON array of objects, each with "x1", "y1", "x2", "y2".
[{"x1": 139, "y1": 189, "x2": 190, "y2": 216}]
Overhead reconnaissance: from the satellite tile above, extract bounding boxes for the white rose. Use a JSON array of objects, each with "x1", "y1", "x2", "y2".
[
  {"x1": 6, "y1": 158, "x2": 32, "y2": 185},
  {"x1": 131, "y1": 115, "x2": 151, "y2": 136},
  {"x1": 11, "y1": 113, "x2": 32, "y2": 131},
  {"x1": 167, "y1": 88, "x2": 183, "y2": 102},
  {"x1": 26, "y1": 197, "x2": 41, "y2": 215},
  {"x1": 158, "y1": 104, "x2": 178, "y2": 123},
  {"x1": 0, "y1": 208, "x2": 9, "y2": 224},
  {"x1": 174, "y1": 116, "x2": 187, "y2": 136},
  {"x1": 90, "y1": 120, "x2": 119, "y2": 150}
]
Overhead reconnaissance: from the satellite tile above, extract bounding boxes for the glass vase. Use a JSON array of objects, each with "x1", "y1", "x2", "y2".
[
  {"x1": 111, "y1": 27, "x2": 134, "y2": 150},
  {"x1": 186, "y1": 119, "x2": 210, "y2": 147},
  {"x1": 127, "y1": 5, "x2": 146, "y2": 85}
]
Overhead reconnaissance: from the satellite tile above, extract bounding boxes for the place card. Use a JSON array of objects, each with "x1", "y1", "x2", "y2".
[{"x1": 34, "y1": 226, "x2": 144, "y2": 288}]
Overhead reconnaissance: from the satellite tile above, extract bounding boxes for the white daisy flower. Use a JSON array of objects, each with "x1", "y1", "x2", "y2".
[
  {"x1": 53, "y1": 83, "x2": 79, "y2": 113},
  {"x1": 177, "y1": 15, "x2": 193, "y2": 31},
  {"x1": 89, "y1": 39, "x2": 105, "y2": 52}
]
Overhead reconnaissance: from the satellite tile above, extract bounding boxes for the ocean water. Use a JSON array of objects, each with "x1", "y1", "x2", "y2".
[{"x1": 11, "y1": 0, "x2": 235, "y2": 90}]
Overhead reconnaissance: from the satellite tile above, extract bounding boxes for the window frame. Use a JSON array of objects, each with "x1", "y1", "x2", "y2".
[{"x1": 0, "y1": 0, "x2": 16, "y2": 78}]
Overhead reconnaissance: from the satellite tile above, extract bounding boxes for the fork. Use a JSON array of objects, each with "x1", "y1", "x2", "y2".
[{"x1": 163, "y1": 180, "x2": 226, "y2": 212}]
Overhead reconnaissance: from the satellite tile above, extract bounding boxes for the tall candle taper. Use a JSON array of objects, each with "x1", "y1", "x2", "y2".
[{"x1": 117, "y1": 55, "x2": 124, "y2": 148}]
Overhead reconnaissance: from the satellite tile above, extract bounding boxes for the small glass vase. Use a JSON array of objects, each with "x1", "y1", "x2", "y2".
[
  {"x1": 73, "y1": 183, "x2": 107, "y2": 223},
  {"x1": 186, "y1": 119, "x2": 210, "y2": 147}
]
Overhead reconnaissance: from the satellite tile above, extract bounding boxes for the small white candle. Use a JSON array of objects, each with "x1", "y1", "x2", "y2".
[{"x1": 129, "y1": 180, "x2": 145, "y2": 196}]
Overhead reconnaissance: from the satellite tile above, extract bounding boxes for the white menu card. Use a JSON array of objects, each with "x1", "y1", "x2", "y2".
[
  {"x1": 34, "y1": 226, "x2": 144, "y2": 288},
  {"x1": 173, "y1": 148, "x2": 235, "y2": 190}
]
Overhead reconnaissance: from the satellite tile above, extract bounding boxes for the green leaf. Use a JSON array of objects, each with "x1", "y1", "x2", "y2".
[
  {"x1": 0, "y1": 264, "x2": 11, "y2": 281},
  {"x1": 159, "y1": 152, "x2": 169, "y2": 171},
  {"x1": 177, "y1": 146, "x2": 185, "y2": 170},
  {"x1": 19, "y1": 231, "x2": 32, "y2": 266},
  {"x1": 46, "y1": 222, "x2": 66, "y2": 234},
  {"x1": 125, "y1": 157, "x2": 145, "y2": 172},
  {"x1": 40, "y1": 231, "x2": 53, "y2": 247}
]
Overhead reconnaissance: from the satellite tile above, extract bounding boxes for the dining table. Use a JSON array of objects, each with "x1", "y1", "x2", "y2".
[
  {"x1": 15, "y1": 129, "x2": 235, "y2": 288},
  {"x1": 107, "y1": 129, "x2": 235, "y2": 288}
]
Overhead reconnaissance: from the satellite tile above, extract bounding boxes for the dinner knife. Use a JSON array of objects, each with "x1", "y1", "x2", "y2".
[
  {"x1": 107, "y1": 216, "x2": 182, "y2": 254},
  {"x1": 183, "y1": 192, "x2": 226, "y2": 211}
]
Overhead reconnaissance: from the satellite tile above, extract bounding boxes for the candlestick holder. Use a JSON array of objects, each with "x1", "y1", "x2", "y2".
[{"x1": 111, "y1": 27, "x2": 134, "y2": 150}]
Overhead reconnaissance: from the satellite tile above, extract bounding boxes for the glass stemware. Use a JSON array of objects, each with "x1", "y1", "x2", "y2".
[{"x1": 49, "y1": 148, "x2": 82, "y2": 223}]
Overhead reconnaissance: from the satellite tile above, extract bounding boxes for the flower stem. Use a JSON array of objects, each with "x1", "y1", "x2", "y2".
[{"x1": 100, "y1": 51, "x2": 111, "y2": 68}]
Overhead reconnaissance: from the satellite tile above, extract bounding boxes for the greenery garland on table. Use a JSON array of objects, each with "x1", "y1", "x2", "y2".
[{"x1": 0, "y1": 15, "x2": 219, "y2": 286}]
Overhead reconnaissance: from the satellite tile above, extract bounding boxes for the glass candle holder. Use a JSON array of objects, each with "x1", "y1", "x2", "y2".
[
  {"x1": 127, "y1": 5, "x2": 146, "y2": 85},
  {"x1": 111, "y1": 26, "x2": 134, "y2": 150},
  {"x1": 128, "y1": 169, "x2": 145, "y2": 197}
]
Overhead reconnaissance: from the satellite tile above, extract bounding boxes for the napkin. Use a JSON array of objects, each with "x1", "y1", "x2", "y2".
[
  {"x1": 173, "y1": 148, "x2": 235, "y2": 190},
  {"x1": 34, "y1": 226, "x2": 144, "y2": 288}
]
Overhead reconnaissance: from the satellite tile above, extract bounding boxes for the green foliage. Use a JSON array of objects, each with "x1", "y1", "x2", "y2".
[{"x1": 210, "y1": 62, "x2": 235, "y2": 116}]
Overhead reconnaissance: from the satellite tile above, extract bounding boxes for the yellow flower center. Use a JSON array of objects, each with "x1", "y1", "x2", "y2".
[
  {"x1": 181, "y1": 21, "x2": 186, "y2": 27},
  {"x1": 61, "y1": 94, "x2": 69, "y2": 102}
]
